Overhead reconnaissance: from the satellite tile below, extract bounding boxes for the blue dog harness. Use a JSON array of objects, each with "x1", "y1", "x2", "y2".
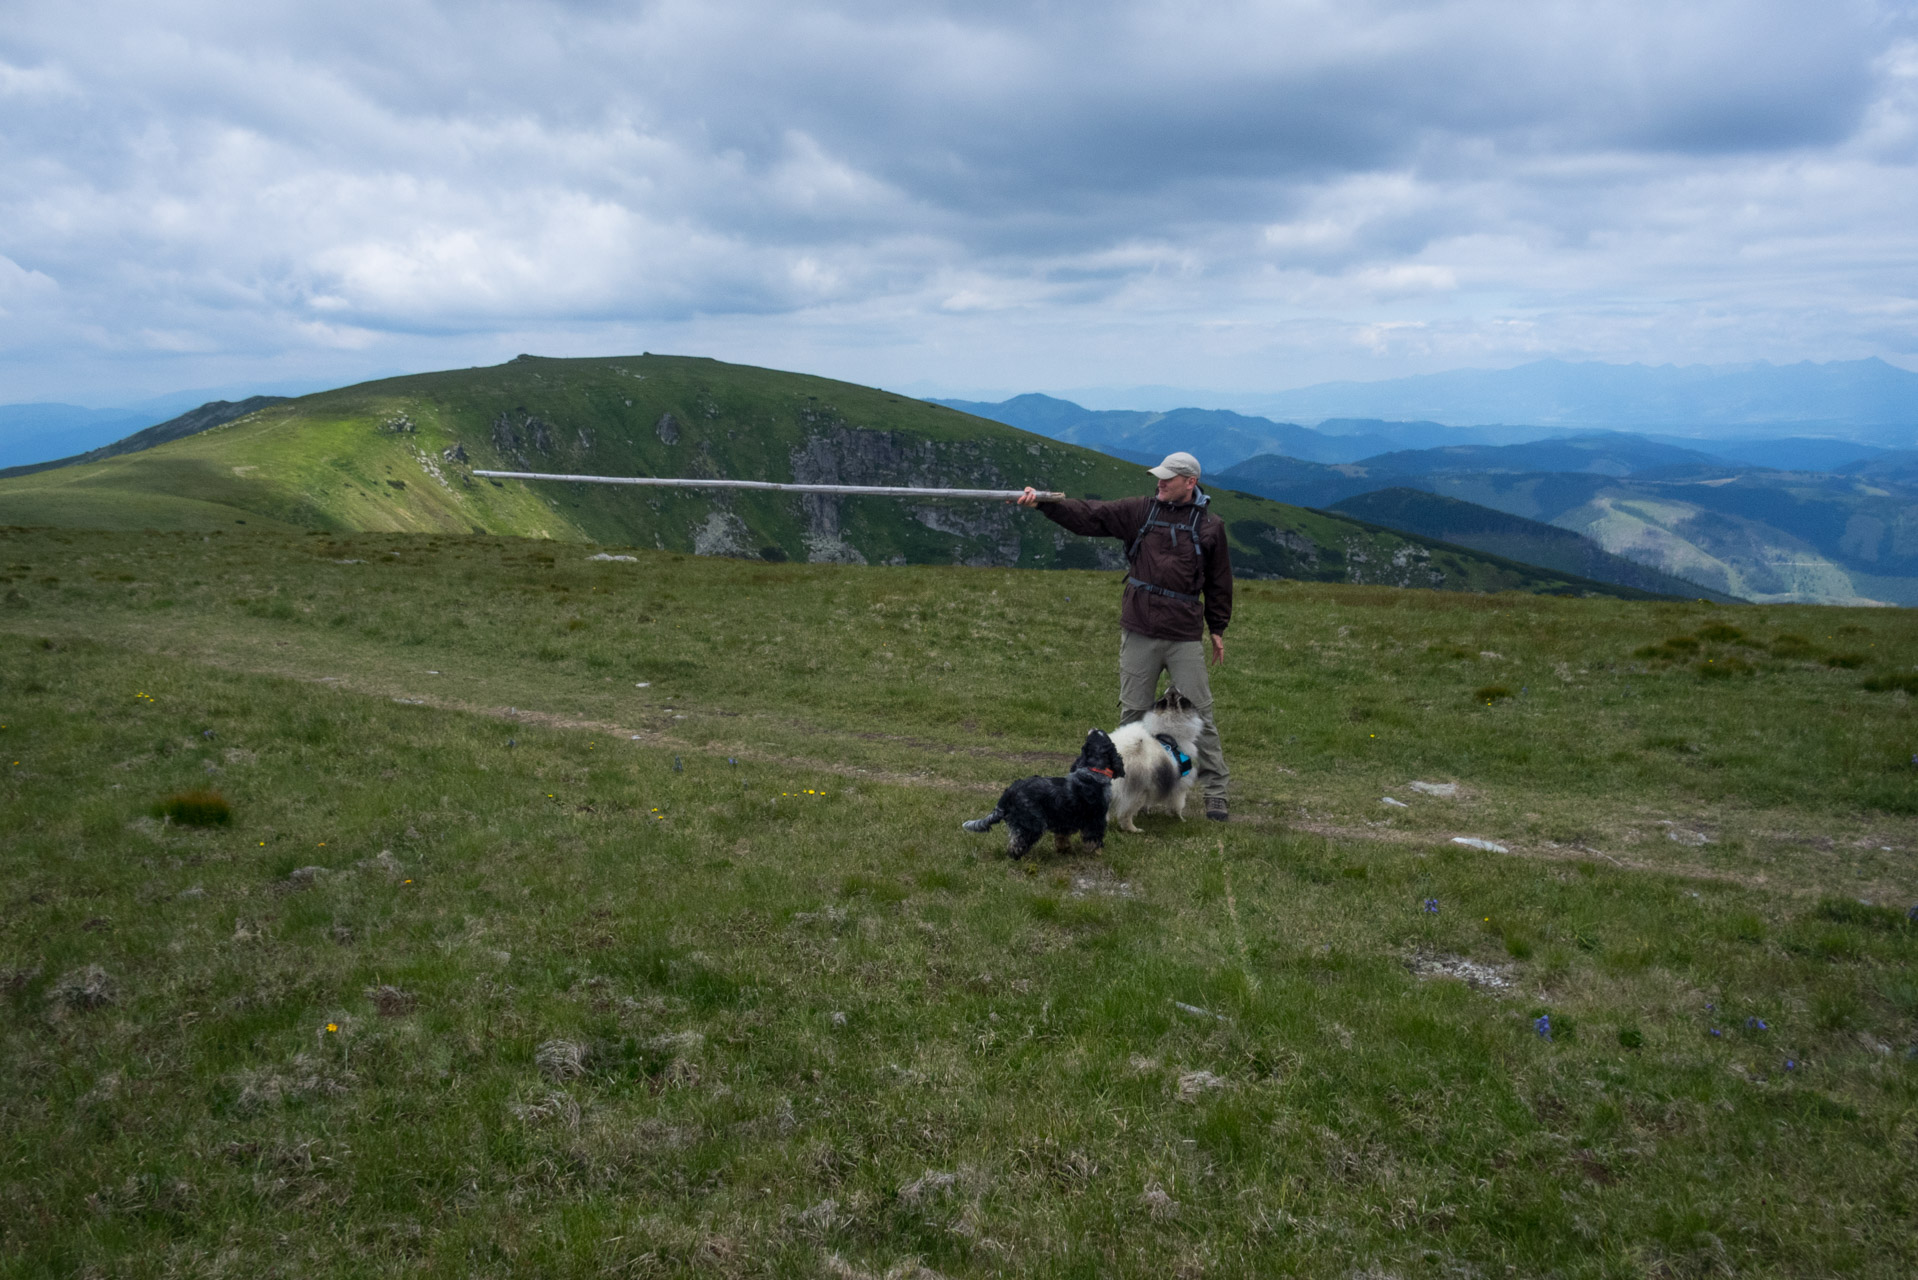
[{"x1": 1153, "y1": 733, "x2": 1192, "y2": 777}]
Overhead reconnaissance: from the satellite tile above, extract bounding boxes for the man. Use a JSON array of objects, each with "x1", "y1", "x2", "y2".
[{"x1": 1017, "y1": 451, "x2": 1233, "y2": 820}]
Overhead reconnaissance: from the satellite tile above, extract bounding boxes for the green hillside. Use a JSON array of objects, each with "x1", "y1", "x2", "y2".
[{"x1": 0, "y1": 353, "x2": 1659, "y2": 598}]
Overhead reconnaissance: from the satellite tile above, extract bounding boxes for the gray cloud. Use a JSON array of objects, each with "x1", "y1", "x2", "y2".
[{"x1": 1, "y1": 0, "x2": 1915, "y2": 404}]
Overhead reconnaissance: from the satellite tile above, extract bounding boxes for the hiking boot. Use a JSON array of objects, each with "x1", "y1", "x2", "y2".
[{"x1": 1205, "y1": 797, "x2": 1229, "y2": 822}]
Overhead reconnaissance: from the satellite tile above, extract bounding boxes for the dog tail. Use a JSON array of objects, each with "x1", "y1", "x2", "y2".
[{"x1": 961, "y1": 808, "x2": 1004, "y2": 834}]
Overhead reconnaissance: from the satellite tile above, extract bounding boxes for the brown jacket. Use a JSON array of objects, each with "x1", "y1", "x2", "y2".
[{"x1": 1038, "y1": 492, "x2": 1233, "y2": 641}]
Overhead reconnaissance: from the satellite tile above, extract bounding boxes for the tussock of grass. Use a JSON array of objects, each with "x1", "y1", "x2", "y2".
[
  {"x1": 154, "y1": 787, "x2": 231, "y2": 826},
  {"x1": 1771, "y1": 632, "x2": 1820, "y2": 659}
]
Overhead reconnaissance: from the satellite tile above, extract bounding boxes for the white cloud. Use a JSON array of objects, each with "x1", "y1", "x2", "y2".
[{"x1": 0, "y1": 0, "x2": 1915, "y2": 402}]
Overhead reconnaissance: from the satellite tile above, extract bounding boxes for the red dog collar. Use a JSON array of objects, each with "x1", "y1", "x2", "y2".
[{"x1": 1082, "y1": 766, "x2": 1115, "y2": 778}]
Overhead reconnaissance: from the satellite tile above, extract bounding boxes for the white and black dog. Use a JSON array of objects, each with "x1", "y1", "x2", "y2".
[
  {"x1": 961, "y1": 728, "x2": 1125, "y2": 858},
  {"x1": 1107, "y1": 687, "x2": 1203, "y2": 832}
]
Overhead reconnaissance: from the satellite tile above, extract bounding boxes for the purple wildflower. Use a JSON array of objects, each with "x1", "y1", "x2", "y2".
[
  {"x1": 1784, "y1": 1059, "x2": 1797, "y2": 1071},
  {"x1": 1710, "y1": 1028, "x2": 1722, "y2": 1037},
  {"x1": 1423, "y1": 898, "x2": 1440, "y2": 914},
  {"x1": 1534, "y1": 1014, "x2": 1552, "y2": 1041},
  {"x1": 1746, "y1": 1017, "x2": 1769, "y2": 1032}
]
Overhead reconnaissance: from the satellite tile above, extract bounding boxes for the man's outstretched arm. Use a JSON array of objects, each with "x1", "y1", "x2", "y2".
[{"x1": 1014, "y1": 487, "x2": 1141, "y2": 540}]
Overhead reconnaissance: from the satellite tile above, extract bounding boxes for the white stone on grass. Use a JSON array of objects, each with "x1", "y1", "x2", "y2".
[{"x1": 1407, "y1": 954, "x2": 1514, "y2": 990}]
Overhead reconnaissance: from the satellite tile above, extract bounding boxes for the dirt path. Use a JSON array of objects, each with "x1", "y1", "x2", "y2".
[
  {"x1": 188, "y1": 653, "x2": 1880, "y2": 894},
  {"x1": 17, "y1": 621, "x2": 1916, "y2": 899}
]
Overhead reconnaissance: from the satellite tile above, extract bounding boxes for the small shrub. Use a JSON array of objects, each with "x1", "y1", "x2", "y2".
[
  {"x1": 1813, "y1": 898, "x2": 1910, "y2": 931},
  {"x1": 1662, "y1": 635, "x2": 1701, "y2": 652},
  {"x1": 1617, "y1": 1026, "x2": 1645, "y2": 1050},
  {"x1": 1809, "y1": 929, "x2": 1861, "y2": 962},
  {"x1": 1696, "y1": 656, "x2": 1753, "y2": 679},
  {"x1": 1861, "y1": 673, "x2": 1918, "y2": 694},
  {"x1": 1696, "y1": 622, "x2": 1745, "y2": 643},
  {"x1": 156, "y1": 789, "x2": 232, "y2": 827},
  {"x1": 1879, "y1": 977, "x2": 1918, "y2": 1017},
  {"x1": 1475, "y1": 685, "x2": 1514, "y2": 703},
  {"x1": 1505, "y1": 935, "x2": 1535, "y2": 960},
  {"x1": 1823, "y1": 652, "x2": 1868, "y2": 669},
  {"x1": 1770, "y1": 633, "x2": 1820, "y2": 659},
  {"x1": 1812, "y1": 989, "x2": 1863, "y2": 1031}
]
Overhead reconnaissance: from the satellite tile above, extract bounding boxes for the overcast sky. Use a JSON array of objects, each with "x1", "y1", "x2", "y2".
[{"x1": 4, "y1": 0, "x2": 1918, "y2": 406}]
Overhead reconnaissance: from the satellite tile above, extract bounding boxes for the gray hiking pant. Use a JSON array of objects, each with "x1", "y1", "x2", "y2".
[{"x1": 1118, "y1": 629, "x2": 1229, "y2": 800}]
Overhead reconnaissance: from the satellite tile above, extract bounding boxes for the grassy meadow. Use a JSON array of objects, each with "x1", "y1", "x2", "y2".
[{"x1": 2, "y1": 524, "x2": 1916, "y2": 1278}]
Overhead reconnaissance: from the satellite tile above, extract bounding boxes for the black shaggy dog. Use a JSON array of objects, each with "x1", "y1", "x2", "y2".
[{"x1": 960, "y1": 729, "x2": 1126, "y2": 858}]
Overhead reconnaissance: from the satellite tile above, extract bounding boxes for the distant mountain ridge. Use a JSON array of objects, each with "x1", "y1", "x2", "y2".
[
  {"x1": 1243, "y1": 357, "x2": 1918, "y2": 440},
  {"x1": 933, "y1": 393, "x2": 1430, "y2": 469},
  {"x1": 1355, "y1": 433, "x2": 1731, "y2": 478}
]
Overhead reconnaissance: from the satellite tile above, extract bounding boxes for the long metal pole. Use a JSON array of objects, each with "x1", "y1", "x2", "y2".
[{"x1": 472, "y1": 470, "x2": 1064, "y2": 500}]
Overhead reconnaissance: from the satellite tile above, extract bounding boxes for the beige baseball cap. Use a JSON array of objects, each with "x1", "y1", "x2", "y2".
[{"x1": 1148, "y1": 451, "x2": 1201, "y2": 480}]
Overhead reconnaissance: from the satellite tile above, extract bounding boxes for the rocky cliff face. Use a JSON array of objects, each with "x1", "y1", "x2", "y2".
[{"x1": 787, "y1": 422, "x2": 1027, "y2": 566}]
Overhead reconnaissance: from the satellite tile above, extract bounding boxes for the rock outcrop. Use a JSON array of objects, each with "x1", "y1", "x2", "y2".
[{"x1": 788, "y1": 420, "x2": 1027, "y2": 566}]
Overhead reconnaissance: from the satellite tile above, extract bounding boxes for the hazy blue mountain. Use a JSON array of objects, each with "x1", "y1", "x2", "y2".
[
  {"x1": 1664, "y1": 436, "x2": 1892, "y2": 471},
  {"x1": 1356, "y1": 432, "x2": 1731, "y2": 477},
  {"x1": 1841, "y1": 450, "x2": 1918, "y2": 485},
  {"x1": 1211, "y1": 455, "x2": 1387, "y2": 508},
  {"x1": 1313, "y1": 418, "x2": 1495, "y2": 448},
  {"x1": 1245, "y1": 357, "x2": 1918, "y2": 438},
  {"x1": 928, "y1": 393, "x2": 1399, "y2": 468},
  {"x1": 1329, "y1": 488, "x2": 1737, "y2": 602},
  {"x1": 0, "y1": 404, "x2": 154, "y2": 469},
  {"x1": 0, "y1": 397, "x2": 291, "y2": 480}
]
